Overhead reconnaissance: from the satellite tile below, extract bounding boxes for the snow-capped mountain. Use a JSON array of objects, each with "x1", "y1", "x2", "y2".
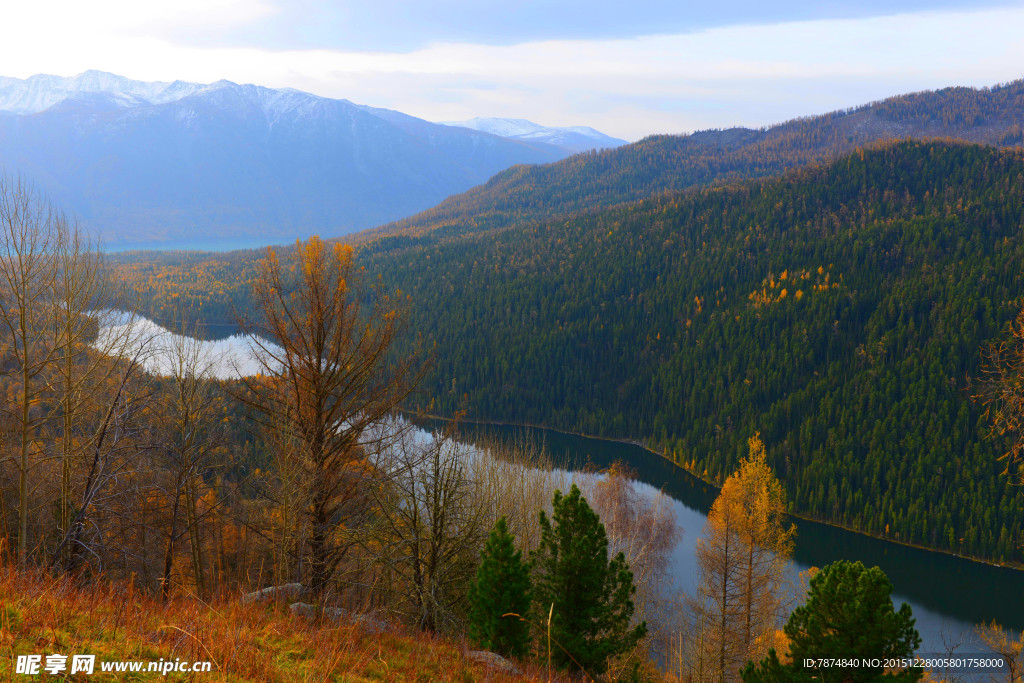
[
  {"x1": 0, "y1": 71, "x2": 572, "y2": 249},
  {"x1": 440, "y1": 117, "x2": 627, "y2": 153},
  {"x1": 0, "y1": 71, "x2": 207, "y2": 114}
]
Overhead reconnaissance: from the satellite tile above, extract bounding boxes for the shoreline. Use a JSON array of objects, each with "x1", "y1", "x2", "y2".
[{"x1": 408, "y1": 410, "x2": 1024, "y2": 574}]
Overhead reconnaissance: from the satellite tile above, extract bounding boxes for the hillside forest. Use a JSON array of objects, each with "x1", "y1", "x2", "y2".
[{"x1": 113, "y1": 140, "x2": 1024, "y2": 566}]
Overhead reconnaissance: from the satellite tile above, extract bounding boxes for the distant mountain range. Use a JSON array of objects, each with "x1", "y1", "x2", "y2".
[
  {"x1": 439, "y1": 117, "x2": 626, "y2": 153},
  {"x1": 0, "y1": 71, "x2": 208, "y2": 114},
  {"x1": 367, "y1": 80, "x2": 1024, "y2": 244},
  {"x1": 0, "y1": 71, "x2": 618, "y2": 249}
]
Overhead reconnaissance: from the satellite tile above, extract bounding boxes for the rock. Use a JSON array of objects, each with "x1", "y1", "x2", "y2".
[
  {"x1": 351, "y1": 612, "x2": 389, "y2": 635},
  {"x1": 289, "y1": 603, "x2": 346, "y2": 623},
  {"x1": 466, "y1": 650, "x2": 521, "y2": 675},
  {"x1": 287, "y1": 602, "x2": 389, "y2": 634},
  {"x1": 241, "y1": 583, "x2": 308, "y2": 605},
  {"x1": 288, "y1": 602, "x2": 319, "y2": 620}
]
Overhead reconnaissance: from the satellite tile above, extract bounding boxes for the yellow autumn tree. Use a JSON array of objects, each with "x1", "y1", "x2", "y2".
[
  {"x1": 973, "y1": 307, "x2": 1024, "y2": 484},
  {"x1": 975, "y1": 621, "x2": 1023, "y2": 683},
  {"x1": 689, "y1": 433, "x2": 796, "y2": 682},
  {"x1": 234, "y1": 236, "x2": 422, "y2": 597}
]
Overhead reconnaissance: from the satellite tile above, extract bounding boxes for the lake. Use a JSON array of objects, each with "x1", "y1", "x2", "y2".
[{"x1": 441, "y1": 420, "x2": 1024, "y2": 656}]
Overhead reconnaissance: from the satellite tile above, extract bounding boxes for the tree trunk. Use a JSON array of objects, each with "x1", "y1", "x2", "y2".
[
  {"x1": 185, "y1": 475, "x2": 206, "y2": 597},
  {"x1": 162, "y1": 488, "x2": 182, "y2": 601},
  {"x1": 18, "y1": 340, "x2": 29, "y2": 566}
]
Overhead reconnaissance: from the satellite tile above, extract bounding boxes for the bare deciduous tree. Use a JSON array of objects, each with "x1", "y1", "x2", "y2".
[
  {"x1": 51, "y1": 229, "x2": 143, "y2": 569},
  {"x1": 235, "y1": 236, "x2": 421, "y2": 597},
  {"x1": 153, "y1": 323, "x2": 226, "y2": 599},
  {"x1": 49, "y1": 351, "x2": 153, "y2": 575},
  {"x1": 580, "y1": 462, "x2": 682, "y2": 668},
  {"x1": 371, "y1": 421, "x2": 488, "y2": 632},
  {"x1": 0, "y1": 176, "x2": 141, "y2": 568},
  {"x1": 0, "y1": 176, "x2": 63, "y2": 566},
  {"x1": 462, "y1": 431, "x2": 568, "y2": 552}
]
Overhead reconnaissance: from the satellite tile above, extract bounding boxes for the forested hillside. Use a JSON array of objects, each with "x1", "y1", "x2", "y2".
[
  {"x1": 358, "y1": 79, "x2": 1024, "y2": 246},
  {"x1": 361, "y1": 140, "x2": 1024, "y2": 563},
  {"x1": 114, "y1": 140, "x2": 1024, "y2": 565}
]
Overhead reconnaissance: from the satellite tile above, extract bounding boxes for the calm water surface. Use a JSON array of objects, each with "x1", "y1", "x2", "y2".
[{"x1": 445, "y1": 421, "x2": 1024, "y2": 654}]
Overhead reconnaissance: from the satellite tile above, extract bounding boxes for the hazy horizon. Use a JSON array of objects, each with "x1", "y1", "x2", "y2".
[{"x1": 3, "y1": 1, "x2": 1024, "y2": 140}]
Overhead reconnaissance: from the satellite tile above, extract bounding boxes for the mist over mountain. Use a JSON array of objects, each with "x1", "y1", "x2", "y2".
[{"x1": 0, "y1": 71, "x2": 614, "y2": 249}]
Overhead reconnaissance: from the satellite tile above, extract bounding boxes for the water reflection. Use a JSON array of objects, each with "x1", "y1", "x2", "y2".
[{"x1": 439, "y1": 420, "x2": 1024, "y2": 653}]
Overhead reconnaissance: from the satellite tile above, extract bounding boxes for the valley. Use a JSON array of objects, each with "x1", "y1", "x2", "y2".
[
  {"x1": 113, "y1": 135, "x2": 1024, "y2": 567},
  {"x1": 5, "y1": 68, "x2": 1024, "y2": 680}
]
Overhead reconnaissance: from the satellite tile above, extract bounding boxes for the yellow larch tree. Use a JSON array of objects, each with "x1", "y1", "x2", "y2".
[{"x1": 690, "y1": 432, "x2": 796, "y2": 682}]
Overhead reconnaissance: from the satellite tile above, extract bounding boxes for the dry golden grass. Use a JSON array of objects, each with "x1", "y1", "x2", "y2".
[{"x1": 0, "y1": 562, "x2": 558, "y2": 682}]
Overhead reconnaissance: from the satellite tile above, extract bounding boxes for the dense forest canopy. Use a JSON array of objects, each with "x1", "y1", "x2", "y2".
[
  {"x1": 362, "y1": 140, "x2": 1024, "y2": 563},
  {"x1": 113, "y1": 140, "x2": 1024, "y2": 565}
]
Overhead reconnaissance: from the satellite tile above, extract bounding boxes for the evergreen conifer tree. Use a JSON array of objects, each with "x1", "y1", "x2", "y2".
[
  {"x1": 741, "y1": 560, "x2": 922, "y2": 683},
  {"x1": 467, "y1": 517, "x2": 532, "y2": 658},
  {"x1": 532, "y1": 484, "x2": 647, "y2": 676}
]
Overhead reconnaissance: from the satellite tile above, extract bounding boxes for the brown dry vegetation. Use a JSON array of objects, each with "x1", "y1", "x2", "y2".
[{"x1": 0, "y1": 557, "x2": 565, "y2": 682}]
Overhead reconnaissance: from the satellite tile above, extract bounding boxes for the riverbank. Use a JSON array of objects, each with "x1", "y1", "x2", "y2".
[{"x1": 408, "y1": 411, "x2": 1024, "y2": 573}]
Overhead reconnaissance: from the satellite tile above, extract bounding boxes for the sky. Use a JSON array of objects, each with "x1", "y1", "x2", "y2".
[{"x1": 2, "y1": 0, "x2": 1024, "y2": 140}]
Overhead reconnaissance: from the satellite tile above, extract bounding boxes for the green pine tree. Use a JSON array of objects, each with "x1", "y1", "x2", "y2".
[
  {"x1": 532, "y1": 484, "x2": 647, "y2": 676},
  {"x1": 742, "y1": 560, "x2": 922, "y2": 683},
  {"x1": 467, "y1": 517, "x2": 532, "y2": 658}
]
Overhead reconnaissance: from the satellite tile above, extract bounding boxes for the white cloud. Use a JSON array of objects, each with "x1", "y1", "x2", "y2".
[
  {"x1": 1, "y1": 3, "x2": 1023, "y2": 139},
  {"x1": 6, "y1": 0, "x2": 275, "y2": 35}
]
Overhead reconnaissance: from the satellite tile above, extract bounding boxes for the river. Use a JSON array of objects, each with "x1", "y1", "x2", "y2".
[
  {"x1": 96, "y1": 314, "x2": 1023, "y2": 653},
  {"x1": 441, "y1": 420, "x2": 1024, "y2": 656}
]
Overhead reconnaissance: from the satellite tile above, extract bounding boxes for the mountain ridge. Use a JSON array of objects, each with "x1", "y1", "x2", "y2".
[
  {"x1": 0, "y1": 71, "x2": 619, "y2": 249},
  {"x1": 439, "y1": 116, "x2": 627, "y2": 152},
  {"x1": 0, "y1": 70, "x2": 208, "y2": 114},
  {"x1": 361, "y1": 79, "x2": 1024, "y2": 246}
]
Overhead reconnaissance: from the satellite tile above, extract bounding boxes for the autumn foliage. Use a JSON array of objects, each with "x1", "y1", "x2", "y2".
[{"x1": 0, "y1": 558, "x2": 550, "y2": 681}]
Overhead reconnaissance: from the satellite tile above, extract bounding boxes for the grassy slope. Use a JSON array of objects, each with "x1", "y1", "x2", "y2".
[{"x1": 0, "y1": 564, "x2": 546, "y2": 682}]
